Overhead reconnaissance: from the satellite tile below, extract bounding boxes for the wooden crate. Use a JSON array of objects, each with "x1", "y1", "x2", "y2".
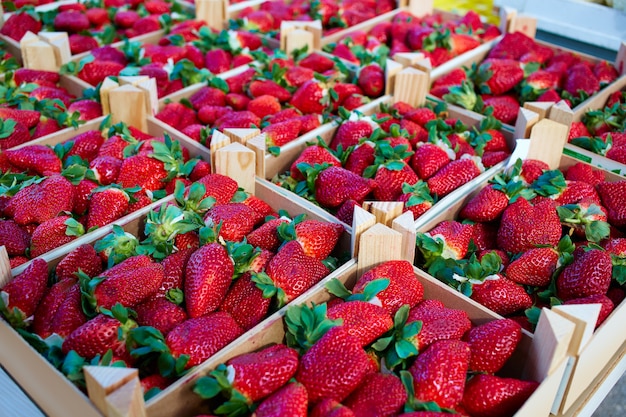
[
  {"x1": 145, "y1": 251, "x2": 575, "y2": 417},
  {"x1": 0, "y1": 176, "x2": 352, "y2": 417},
  {"x1": 413, "y1": 154, "x2": 626, "y2": 416},
  {"x1": 7, "y1": 115, "x2": 211, "y2": 277}
]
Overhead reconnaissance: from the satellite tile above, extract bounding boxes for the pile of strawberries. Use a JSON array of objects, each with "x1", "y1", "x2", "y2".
[
  {"x1": 154, "y1": 51, "x2": 385, "y2": 147},
  {"x1": 190, "y1": 260, "x2": 538, "y2": 417},
  {"x1": 416, "y1": 159, "x2": 626, "y2": 330},
  {"x1": 232, "y1": 0, "x2": 396, "y2": 37},
  {"x1": 568, "y1": 88, "x2": 626, "y2": 165},
  {"x1": 0, "y1": 122, "x2": 209, "y2": 265},
  {"x1": 0, "y1": 40, "x2": 19, "y2": 73},
  {"x1": 61, "y1": 22, "x2": 266, "y2": 98},
  {"x1": 0, "y1": 1, "x2": 194, "y2": 55},
  {"x1": 0, "y1": 68, "x2": 103, "y2": 148},
  {"x1": 275, "y1": 101, "x2": 511, "y2": 225},
  {"x1": 0, "y1": 174, "x2": 345, "y2": 396},
  {"x1": 431, "y1": 32, "x2": 620, "y2": 125},
  {"x1": 324, "y1": 10, "x2": 500, "y2": 70}
]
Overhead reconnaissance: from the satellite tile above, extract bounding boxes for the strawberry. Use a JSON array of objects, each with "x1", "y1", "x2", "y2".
[
  {"x1": 358, "y1": 64, "x2": 385, "y2": 97},
  {"x1": 63, "y1": 130, "x2": 105, "y2": 162},
  {"x1": 327, "y1": 301, "x2": 393, "y2": 346},
  {"x1": 248, "y1": 80, "x2": 291, "y2": 102},
  {"x1": 67, "y1": 100, "x2": 103, "y2": 121},
  {"x1": 353, "y1": 260, "x2": 423, "y2": 314},
  {"x1": 69, "y1": 34, "x2": 99, "y2": 55},
  {"x1": 566, "y1": 64, "x2": 600, "y2": 98},
  {"x1": 398, "y1": 181, "x2": 435, "y2": 220},
  {"x1": 474, "y1": 59, "x2": 524, "y2": 95},
  {"x1": 156, "y1": 102, "x2": 198, "y2": 130},
  {"x1": 0, "y1": 108, "x2": 40, "y2": 129},
  {"x1": 30, "y1": 216, "x2": 84, "y2": 257},
  {"x1": 195, "y1": 173, "x2": 238, "y2": 205},
  {"x1": 56, "y1": 244, "x2": 103, "y2": 281},
  {"x1": 417, "y1": 221, "x2": 474, "y2": 262},
  {"x1": 373, "y1": 161, "x2": 420, "y2": 201},
  {"x1": 482, "y1": 95, "x2": 520, "y2": 125},
  {"x1": 185, "y1": 243, "x2": 234, "y2": 318},
  {"x1": 299, "y1": 53, "x2": 335, "y2": 73},
  {"x1": 505, "y1": 247, "x2": 559, "y2": 287},
  {"x1": 134, "y1": 298, "x2": 187, "y2": 336},
  {"x1": 247, "y1": 95, "x2": 282, "y2": 118},
  {"x1": 78, "y1": 61, "x2": 125, "y2": 86},
  {"x1": 557, "y1": 249, "x2": 612, "y2": 301},
  {"x1": 82, "y1": 255, "x2": 164, "y2": 311},
  {"x1": 344, "y1": 373, "x2": 406, "y2": 417},
  {"x1": 13, "y1": 68, "x2": 59, "y2": 85},
  {"x1": 311, "y1": 166, "x2": 377, "y2": 208},
  {"x1": 89, "y1": 157, "x2": 121, "y2": 186},
  {"x1": 6, "y1": 175, "x2": 75, "y2": 225},
  {"x1": 62, "y1": 304, "x2": 137, "y2": 361},
  {"x1": 246, "y1": 219, "x2": 288, "y2": 252},
  {"x1": 241, "y1": 195, "x2": 275, "y2": 218},
  {"x1": 285, "y1": 219, "x2": 344, "y2": 259},
  {"x1": 431, "y1": 68, "x2": 467, "y2": 98},
  {"x1": 152, "y1": 249, "x2": 193, "y2": 300},
  {"x1": 117, "y1": 154, "x2": 168, "y2": 191},
  {"x1": 597, "y1": 181, "x2": 626, "y2": 227},
  {"x1": 594, "y1": 61, "x2": 619, "y2": 85},
  {"x1": 471, "y1": 276, "x2": 533, "y2": 316},
  {"x1": 205, "y1": 203, "x2": 263, "y2": 242},
  {"x1": 54, "y1": 10, "x2": 90, "y2": 32},
  {"x1": 464, "y1": 319, "x2": 522, "y2": 374},
  {"x1": 166, "y1": 311, "x2": 243, "y2": 367},
  {"x1": 290, "y1": 79, "x2": 330, "y2": 115},
  {"x1": 296, "y1": 326, "x2": 371, "y2": 402},
  {"x1": 0, "y1": 220, "x2": 30, "y2": 256},
  {"x1": 47, "y1": 282, "x2": 87, "y2": 338},
  {"x1": 409, "y1": 340, "x2": 470, "y2": 409},
  {"x1": 214, "y1": 110, "x2": 260, "y2": 129},
  {"x1": 487, "y1": 32, "x2": 536, "y2": 61},
  {"x1": 460, "y1": 185, "x2": 510, "y2": 223},
  {"x1": 0, "y1": 259, "x2": 48, "y2": 327},
  {"x1": 410, "y1": 142, "x2": 453, "y2": 179},
  {"x1": 330, "y1": 120, "x2": 375, "y2": 150},
  {"x1": 564, "y1": 294, "x2": 614, "y2": 328},
  {"x1": 219, "y1": 272, "x2": 271, "y2": 331},
  {"x1": 344, "y1": 141, "x2": 376, "y2": 177},
  {"x1": 33, "y1": 278, "x2": 77, "y2": 338},
  {"x1": 565, "y1": 162, "x2": 604, "y2": 185},
  {"x1": 4, "y1": 145, "x2": 61, "y2": 175},
  {"x1": 87, "y1": 185, "x2": 133, "y2": 230},
  {"x1": 427, "y1": 156, "x2": 483, "y2": 197},
  {"x1": 254, "y1": 382, "x2": 308, "y2": 417},
  {"x1": 263, "y1": 119, "x2": 303, "y2": 147},
  {"x1": 461, "y1": 374, "x2": 538, "y2": 417},
  {"x1": 0, "y1": 11, "x2": 42, "y2": 41},
  {"x1": 290, "y1": 145, "x2": 341, "y2": 181},
  {"x1": 497, "y1": 198, "x2": 562, "y2": 253}
]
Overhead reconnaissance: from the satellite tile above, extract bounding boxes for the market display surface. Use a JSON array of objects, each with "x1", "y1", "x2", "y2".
[{"x1": 0, "y1": 1, "x2": 625, "y2": 417}]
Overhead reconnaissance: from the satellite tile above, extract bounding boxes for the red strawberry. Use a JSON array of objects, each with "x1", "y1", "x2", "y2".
[
  {"x1": 204, "y1": 49, "x2": 232, "y2": 74},
  {"x1": 134, "y1": 298, "x2": 187, "y2": 336},
  {"x1": 520, "y1": 70, "x2": 559, "y2": 101},
  {"x1": 254, "y1": 382, "x2": 308, "y2": 417},
  {"x1": 0, "y1": 108, "x2": 40, "y2": 129},
  {"x1": 597, "y1": 181, "x2": 626, "y2": 227},
  {"x1": 358, "y1": 64, "x2": 385, "y2": 97},
  {"x1": 0, "y1": 120, "x2": 31, "y2": 150},
  {"x1": 460, "y1": 185, "x2": 510, "y2": 223},
  {"x1": 85, "y1": 8, "x2": 109, "y2": 26},
  {"x1": 344, "y1": 141, "x2": 376, "y2": 177},
  {"x1": 263, "y1": 118, "x2": 303, "y2": 147},
  {"x1": 241, "y1": 195, "x2": 275, "y2": 218},
  {"x1": 214, "y1": 110, "x2": 260, "y2": 129},
  {"x1": 89, "y1": 156, "x2": 121, "y2": 186},
  {"x1": 33, "y1": 278, "x2": 77, "y2": 338},
  {"x1": 344, "y1": 373, "x2": 406, "y2": 417},
  {"x1": 461, "y1": 374, "x2": 538, "y2": 417},
  {"x1": 482, "y1": 95, "x2": 520, "y2": 124},
  {"x1": 299, "y1": 53, "x2": 335, "y2": 73},
  {"x1": 330, "y1": 120, "x2": 374, "y2": 150},
  {"x1": 409, "y1": 340, "x2": 470, "y2": 409},
  {"x1": 6, "y1": 175, "x2": 75, "y2": 225},
  {"x1": 219, "y1": 272, "x2": 271, "y2": 331},
  {"x1": 117, "y1": 155, "x2": 168, "y2": 191},
  {"x1": 406, "y1": 301, "x2": 472, "y2": 351},
  {"x1": 475, "y1": 59, "x2": 524, "y2": 95},
  {"x1": 594, "y1": 61, "x2": 619, "y2": 85},
  {"x1": 0, "y1": 259, "x2": 48, "y2": 327},
  {"x1": 411, "y1": 143, "x2": 452, "y2": 179},
  {"x1": 78, "y1": 61, "x2": 125, "y2": 86},
  {"x1": 64, "y1": 130, "x2": 104, "y2": 162},
  {"x1": 373, "y1": 162, "x2": 420, "y2": 201},
  {"x1": 69, "y1": 34, "x2": 100, "y2": 55},
  {"x1": 67, "y1": 100, "x2": 103, "y2": 121},
  {"x1": 313, "y1": 166, "x2": 377, "y2": 208},
  {"x1": 248, "y1": 80, "x2": 291, "y2": 102},
  {"x1": 4, "y1": 144, "x2": 61, "y2": 175},
  {"x1": 290, "y1": 79, "x2": 330, "y2": 114},
  {"x1": 464, "y1": 319, "x2": 522, "y2": 374},
  {"x1": 565, "y1": 162, "x2": 604, "y2": 185},
  {"x1": 0, "y1": 12, "x2": 42, "y2": 41},
  {"x1": 505, "y1": 247, "x2": 559, "y2": 287},
  {"x1": 0, "y1": 220, "x2": 30, "y2": 256},
  {"x1": 87, "y1": 186, "x2": 132, "y2": 230},
  {"x1": 248, "y1": 95, "x2": 282, "y2": 118},
  {"x1": 13, "y1": 69, "x2": 59, "y2": 85},
  {"x1": 290, "y1": 220, "x2": 344, "y2": 259},
  {"x1": 185, "y1": 243, "x2": 234, "y2": 318},
  {"x1": 566, "y1": 64, "x2": 600, "y2": 97},
  {"x1": 56, "y1": 244, "x2": 103, "y2": 281},
  {"x1": 427, "y1": 156, "x2": 483, "y2": 197},
  {"x1": 30, "y1": 216, "x2": 84, "y2": 257},
  {"x1": 557, "y1": 249, "x2": 612, "y2": 301},
  {"x1": 471, "y1": 276, "x2": 533, "y2": 316},
  {"x1": 353, "y1": 260, "x2": 423, "y2": 314},
  {"x1": 327, "y1": 301, "x2": 394, "y2": 346},
  {"x1": 296, "y1": 326, "x2": 371, "y2": 402},
  {"x1": 497, "y1": 198, "x2": 562, "y2": 253},
  {"x1": 487, "y1": 32, "x2": 536, "y2": 60},
  {"x1": 152, "y1": 249, "x2": 193, "y2": 300},
  {"x1": 398, "y1": 181, "x2": 435, "y2": 220},
  {"x1": 290, "y1": 145, "x2": 341, "y2": 181},
  {"x1": 195, "y1": 173, "x2": 237, "y2": 205},
  {"x1": 166, "y1": 312, "x2": 243, "y2": 367},
  {"x1": 204, "y1": 203, "x2": 263, "y2": 242},
  {"x1": 54, "y1": 10, "x2": 90, "y2": 32},
  {"x1": 246, "y1": 219, "x2": 288, "y2": 252}
]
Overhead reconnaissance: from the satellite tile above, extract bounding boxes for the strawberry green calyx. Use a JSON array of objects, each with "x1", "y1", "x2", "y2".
[
  {"x1": 94, "y1": 225, "x2": 140, "y2": 268},
  {"x1": 174, "y1": 181, "x2": 215, "y2": 215},
  {"x1": 557, "y1": 204, "x2": 611, "y2": 243},
  {"x1": 284, "y1": 302, "x2": 342, "y2": 354},
  {"x1": 530, "y1": 169, "x2": 567, "y2": 197},
  {"x1": 60, "y1": 349, "x2": 128, "y2": 390},
  {"x1": 149, "y1": 134, "x2": 189, "y2": 182},
  {"x1": 194, "y1": 364, "x2": 253, "y2": 416},
  {"x1": 225, "y1": 241, "x2": 258, "y2": 278},
  {"x1": 402, "y1": 181, "x2": 436, "y2": 208},
  {"x1": 170, "y1": 59, "x2": 213, "y2": 87},
  {"x1": 325, "y1": 278, "x2": 390, "y2": 305},
  {"x1": 448, "y1": 253, "x2": 502, "y2": 296},
  {"x1": 400, "y1": 370, "x2": 457, "y2": 414},
  {"x1": 490, "y1": 159, "x2": 536, "y2": 202},
  {"x1": 78, "y1": 271, "x2": 107, "y2": 318},
  {"x1": 64, "y1": 217, "x2": 85, "y2": 237},
  {"x1": 60, "y1": 55, "x2": 94, "y2": 77},
  {"x1": 443, "y1": 80, "x2": 478, "y2": 111},
  {"x1": 0, "y1": 291, "x2": 28, "y2": 328},
  {"x1": 251, "y1": 271, "x2": 288, "y2": 307},
  {"x1": 0, "y1": 118, "x2": 17, "y2": 138},
  {"x1": 0, "y1": 172, "x2": 42, "y2": 197},
  {"x1": 166, "y1": 288, "x2": 184, "y2": 305},
  {"x1": 570, "y1": 135, "x2": 610, "y2": 156},
  {"x1": 127, "y1": 326, "x2": 189, "y2": 378},
  {"x1": 371, "y1": 305, "x2": 421, "y2": 371}
]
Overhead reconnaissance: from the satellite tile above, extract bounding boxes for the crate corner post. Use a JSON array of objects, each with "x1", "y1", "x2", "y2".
[
  {"x1": 356, "y1": 223, "x2": 403, "y2": 278},
  {"x1": 84, "y1": 366, "x2": 139, "y2": 416}
]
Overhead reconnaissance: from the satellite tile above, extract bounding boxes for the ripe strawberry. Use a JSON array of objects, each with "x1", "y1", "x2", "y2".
[
  {"x1": 4, "y1": 144, "x2": 61, "y2": 175},
  {"x1": 89, "y1": 156, "x2": 122, "y2": 185},
  {"x1": 520, "y1": 159, "x2": 549, "y2": 184},
  {"x1": 427, "y1": 156, "x2": 483, "y2": 197},
  {"x1": 409, "y1": 340, "x2": 470, "y2": 409},
  {"x1": 344, "y1": 141, "x2": 376, "y2": 176},
  {"x1": 520, "y1": 70, "x2": 560, "y2": 101},
  {"x1": 63, "y1": 130, "x2": 105, "y2": 162},
  {"x1": 185, "y1": 243, "x2": 234, "y2": 318},
  {"x1": 214, "y1": 110, "x2": 260, "y2": 129},
  {"x1": 6, "y1": 175, "x2": 75, "y2": 225},
  {"x1": 373, "y1": 162, "x2": 420, "y2": 201},
  {"x1": 290, "y1": 145, "x2": 341, "y2": 181},
  {"x1": 471, "y1": 276, "x2": 533, "y2": 316},
  {"x1": 353, "y1": 260, "x2": 423, "y2": 314},
  {"x1": 165, "y1": 311, "x2": 243, "y2": 367},
  {"x1": 410, "y1": 143, "x2": 452, "y2": 180},
  {"x1": 33, "y1": 278, "x2": 77, "y2": 338},
  {"x1": 358, "y1": 64, "x2": 385, "y2": 97},
  {"x1": 195, "y1": 173, "x2": 238, "y2": 205},
  {"x1": 497, "y1": 198, "x2": 562, "y2": 253},
  {"x1": 13, "y1": 68, "x2": 59, "y2": 85},
  {"x1": 220, "y1": 272, "x2": 271, "y2": 331},
  {"x1": 287, "y1": 219, "x2": 344, "y2": 259},
  {"x1": 205, "y1": 203, "x2": 263, "y2": 242},
  {"x1": 406, "y1": 302, "x2": 472, "y2": 351},
  {"x1": 247, "y1": 95, "x2": 282, "y2": 118},
  {"x1": 246, "y1": 219, "x2": 288, "y2": 252},
  {"x1": 460, "y1": 185, "x2": 509, "y2": 223},
  {"x1": 290, "y1": 79, "x2": 330, "y2": 115},
  {"x1": 30, "y1": 216, "x2": 84, "y2": 257},
  {"x1": 67, "y1": 100, "x2": 103, "y2": 121},
  {"x1": 87, "y1": 186, "x2": 132, "y2": 230},
  {"x1": 566, "y1": 64, "x2": 600, "y2": 97},
  {"x1": 564, "y1": 294, "x2": 614, "y2": 328},
  {"x1": 505, "y1": 247, "x2": 559, "y2": 287},
  {"x1": 263, "y1": 118, "x2": 303, "y2": 147},
  {"x1": 248, "y1": 80, "x2": 291, "y2": 102},
  {"x1": 398, "y1": 181, "x2": 435, "y2": 220},
  {"x1": 327, "y1": 301, "x2": 393, "y2": 346},
  {"x1": 299, "y1": 53, "x2": 335, "y2": 73},
  {"x1": 134, "y1": 298, "x2": 187, "y2": 336},
  {"x1": 0, "y1": 220, "x2": 30, "y2": 256},
  {"x1": 557, "y1": 249, "x2": 612, "y2": 301},
  {"x1": 69, "y1": 34, "x2": 99, "y2": 55},
  {"x1": 594, "y1": 61, "x2": 619, "y2": 85},
  {"x1": 313, "y1": 166, "x2": 377, "y2": 208},
  {"x1": 0, "y1": 119, "x2": 30, "y2": 150},
  {"x1": 418, "y1": 221, "x2": 474, "y2": 261},
  {"x1": 344, "y1": 373, "x2": 406, "y2": 417},
  {"x1": 78, "y1": 61, "x2": 125, "y2": 86},
  {"x1": 565, "y1": 162, "x2": 604, "y2": 185},
  {"x1": 330, "y1": 120, "x2": 375, "y2": 150},
  {"x1": 0, "y1": 11, "x2": 42, "y2": 41},
  {"x1": 0, "y1": 259, "x2": 48, "y2": 327},
  {"x1": 85, "y1": 7, "x2": 109, "y2": 26},
  {"x1": 461, "y1": 374, "x2": 538, "y2": 417},
  {"x1": 151, "y1": 249, "x2": 193, "y2": 300},
  {"x1": 254, "y1": 382, "x2": 308, "y2": 417},
  {"x1": 54, "y1": 10, "x2": 90, "y2": 32},
  {"x1": 203, "y1": 49, "x2": 232, "y2": 74},
  {"x1": 0, "y1": 108, "x2": 40, "y2": 129},
  {"x1": 296, "y1": 326, "x2": 371, "y2": 402},
  {"x1": 117, "y1": 155, "x2": 168, "y2": 191},
  {"x1": 50, "y1": 283, "x2": 88, "y2": 338},
  {"x1": 241, "y1": 195, "x2": 275, "y2": 218},
  {"x1": 56, "y1": 244, "x2": 103, "y2": 281},
  {"x1": 487, "y1": 32, "x2": 536, "y2": 60},
  {"x1": 464, "y1": 319, "x2": 522, "y2": 374},
  {"x1": 475, "y1": 59, "x2": 524, "y2": 95},
  {"x1": 597, "y1": 181, "x2": 626, "y2": 227},
  {"x1": 482, "y1": 95, "x2": 520, "y2": 125},
  {"x1": 62, "y1": 305, "x2": 137, "y2": 361}
]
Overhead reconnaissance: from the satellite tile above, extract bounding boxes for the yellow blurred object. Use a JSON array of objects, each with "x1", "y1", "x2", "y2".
[{"x1": 433, "y1": 0, "x2": 500, "y2": 24}]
